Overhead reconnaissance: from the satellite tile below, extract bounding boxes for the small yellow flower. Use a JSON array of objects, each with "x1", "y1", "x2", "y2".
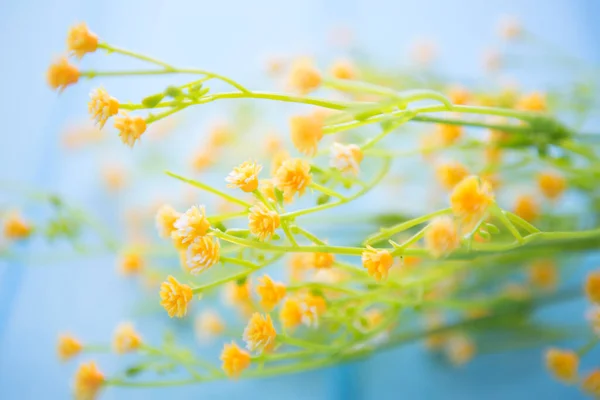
[
  {"x1": 224, "y1": 280, "x2": 252, "y2": 307},
  {"x1": 73, "y1": 361, "x2": 104, "y2": 400},
  {"x1": 498, "y1": 15, "x2": 522, "y2": 40},
  {"x1": 330, "y1": 142, "x2": 363, "y2": 175},
  {"x1": 538, "y1": 171, "x2": 566, "y2": 201},
  {"x1": 545, "y1": 348, "x2": 579, "y2": 383},
  {"x1": 582, "y1": 370, "x2": 600, "y2": 397},
  {"x1": 288, "y1": 58, "x2": 321, "y2": 94},
  {"x1": 270, "y1": 149, "x2": 291, "y2": 176},
  {"x1": 313, "y1": 252, "x2": 335, "y2": 269},
  {"x1": 330, "y1": 59, "x2": 357, "y2": 80},
  {"x1": 155, "y1": 204, "x2": 181, "y2": 238},
  {"x1": 243, "y1": 313, "x2": 277, "y2": 353},
  {"x1": 3, "y1": 211, "x2": 32, "y2": 240},
  {"x1": 529, "y1": 259, "x2": 558, "y2": 291},
  {"x1": 195, "y1": 310, "x2": 225, "y2": 342},
  {"x1": 160, "y1": 275, "x2": 193, "y2": 318},
  {"x1": 191, "y1": 148, "x2": 215, "y2": 172},
  {"x1": 248, "y1": 203, "x2": 280, "y2": 241},
  {"x1": 101, "y1": 165, "x2": 126, "y2": 191},
  {"x1": 260, "y1": 179, "x2": 291, "y2": 204},
  {"x1": 516, "y1": 91, "x2": 547, "y2": 112},
  {"x1": 112, "y1": 322, "x2": 142, "y2": 354},
  {"x1": 447, "y1": 85, "x2": 470, "y2": 105},
  {"x1": 435, "y1": 162, "x2": 469, "y2": 190},
  {"x1": 47, "y1": 57, "x2": 80, "y2": 92},
  {"x1": 362, "y1": 247, "x2": 394, "y2": 281},
  {"x1": 436, "y1": 124, "x2": 462, "y2": 146},
  {"x1": 274, "y1": 158, "x2": 312, "y2": 199},
  {"x1": 114, "y1": 112, "x2": 147, "y2": 148},
  {"x1": 118, "y1": 251, "x2": 144, "y2": 276},
  {"x1": 185, "y1": 236, "x2": 220, "y2": 275},
  {"x1": 586, "y1": 306, "x2": 600, "y2": 335},
  {"x1": 264, "y1": 133, "x2": 283, "y2": 155},
  {"x1": 280, "y1": 294, "x2": 326, "y2": 329},
  {"x1": 57, "y1": 334, "x2": 82, "y2": 361},
  {"x1": 585, "y1": 271, "x2": 600, "y2": 304},
  {"x1": 514, "y1": 194, "x2": 539, "y2": 222},
  {"x1": 88, "y1": 88, "x2": 119, "y2": 129},
  {"x1": 288, "y1": 253, "x2": 311, "y2": 281},
  {"x1": 173, "y1": 205, "x2": 211, "y2": 245},
  {"x1": 424, "y1": 216, "x2": 460, "y2": 258},
  {"x1": 226, "y1": 160, "x2": 262, "y2": 192},
  {"x1": 67, "y1": 23, "x2": 98, "y2": 58},
  {"x1": 208, "y1": 122, "x2": 233, "y2": 147},
  {"x1": 256, "y1": 275, "x2": 286, "y2": 311},
  {"x1": 280, "y1": 297, "x2": 303, "y2": 329},
  {"x1": 450, "y1": 175, "x2": 494, "y2": 223},
  {"x1": 221, "y1": 342, "x2": 251, "y2": 378},
  {"x1": 445, "y1": 334, "x2": 476, "y2": 366},
  {"x1": 290, "y1": 113, "x2": 324, "y2": 156}
]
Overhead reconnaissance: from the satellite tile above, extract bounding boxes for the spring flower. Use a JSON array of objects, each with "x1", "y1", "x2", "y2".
[
  {"x1": 362, "y1": 247, "x2": 394, "y2": 281},
  {"x1": 256, "y1": 275, "x2": 286, "y2": 311},
  {"x1": 545, "y1": 348, "x2": 579, "y2": 383},
  {"x1": 425, "y1": 216, "x2": 460, "y2": 258},
  {"x1": 529, "y1": 260, "x2": 558, "y2": 291},
  {"x1": 280, "y1": 297, "x2": 303, "y2": 329},
  {"x1": 57, "y1": 334, "x2": 82, "y2": 361},
  {"x1": 208, "y1": 122, "x2": 233, "y2": 147},
  {"x1": 330, "y1": 59, "x2": 357, "y2": 80},
  {"x1": 243, "y1": 313, "x2": 277, "y2": 353},
  {"x1": 447, "y1": 85, "x2": 470, "y2": 105},
  {"x1": 586, "y1": 306, "x2": 600, "y2": 335},
  {"x1": 101, "y1": 165, "x2": 126, "y2": 191},
  {"x1": 67, "y1": 23, "x2": 98, "y2": 58},
  {"x1": 435, "y1": 162, "x2": 470, "y2": 190},
  {"x1": 173, "y1": 205, "x2": 211, "y2": 246},
  {"x1": 436, "y1": 124, "x2": 462, "y2": 146},
  {"x1": 118, "y1": 251, "x2": 144, "y2": 276},
  {"x1": 482, "y1": 49, "x2": 502, "y2": 72},
  {"x1": 274, "y1": 158, "x2": 312, "y2": 199},
  {"x1": 112, "y1": 322, "x2": 142, "y2": 354},
  {"x1": 73, "y1": 361, "x2": 104, "y2": 400},
  {"x1": 185, "y1": 236, "x2": 220, "y2": 274},
  {"x1": 288, "y1": 58, "x2": 321, "y2": 94},
  {"x1": 3, "y1": 211, "x2": 32, "y2": 240},
  {"x1": 300, "y1": 294, "x2": 327, "y2": 327},
  {"x1": 516, "y1": 92, "x2": 546, "y2": 112},
  {"x1": 191, "y1": 148, "x2": 215, "y2": 171},
  {"x1": 445, "y1": 334, "x2": 476, "y2": 366},
  {"x1": 288, "y1": 253, "x2": 311, "y2": 281},
  {"x1": 585, "y1": 272, "x2": 600, "y2": 304},
  {"x1": 498, "y1": 15, "x2": 522, "y2": 40},
  {"x1": 88, "y1": 88, "x2": 119, "y2": 129},
  {"x1": 224, "y1": 280, "x2": 252, "y2": 314},
  {"x1": 226, "y1": 161, "x2": 262, "y2": 192},
  {"x1": 270, "y1": 149, "x2": 291, "y2": 176},
  {"x1": 582, "y1": 370, "x2": 600, "y2": 396},
  {"x1": 538, "y1": 171, "x2": 566, "y2": 200},
  {"x1": 313, "y1": 252, "x2": 335, "y2": 269},
  {"x1": 195, "y1": 310, "x2": 225, "y2": 342},
  {"x1": 330, "y1": 142, "x2": 363, "y2": 174},
  {"x1": 114, "y1": 112, "x2": 147, "y2": 147},
  {"x1": 155, "y1": 204, "x2": 180, "y2": 238},
  {"x1": 410, "y1": 39, "x2": 437, "y2": 66},
  {"x1": 290, "y1": 113, "x2": 324, "y2": 156},
  {"x1": 484, "y1": 145, "x2": 503, "y2": 165},
  {"x1": 450, "y1": 176, "x2": 494, "y2": 224},
  {"x1": 47, "y1": 57, "x2": 79, "y2": 91},
  {"x1": 220, "y1": 342, "x2": 251, "y2": 378},
  {"x1": 514, "y1": 194, "x2": 539, "y2": 222},
  {"x1": 160, "y1": 275, "x2": 193, "y2": 318},
  {"x1": 248, "y1": 203, "x2": 280, "y2": 241}
]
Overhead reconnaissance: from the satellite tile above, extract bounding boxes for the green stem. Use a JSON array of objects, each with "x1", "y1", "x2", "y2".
[
  {"x1": 98, "y1": 43, "x2": 175, "y2": 69},
  {"x1": 310, "y1": 183, "x2": 345, "y2": 200},
  {"x1": 365, "y1": 208, "x2": 452, "y2": 245},
  {"x1": 165, "y1": 171, "x2": 252, "y2": 208}
]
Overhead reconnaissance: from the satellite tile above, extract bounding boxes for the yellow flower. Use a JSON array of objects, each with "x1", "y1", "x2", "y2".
[
  {"x1": 447, "y1": 85, "x2": 470, "y2": 105},
  {"x1": 256, "y1": 275, "x2": 286, "y2": 311},
  {"x1": 538, "y1": 171, "x2": 566, "y2": 200},
  {"x1": 586, "y1": 306, "x2": 600, "y2": 335},
  {"x1": 47, "y1": 57, "x2": 80, "y2": 92},
  {"x1": 173, "y1": 205, "x2": 211, "y2": 245},
  {"x1": 101, "y1": 165, "x2": 126, "y2": 191},
  {"x1": 450, "y1": 175, "x2": 494, "y2": 223},
  {"x1": 112, "y1": 322, "x2": 142, "y2": 354},
  {"x1": 190, "y1": 148, "x2": 215, "y2": 172},
  {"x1": 514, "y1": 194, "x2": 539, "y2": 222},
  {"x1": 498, "y1": 15, "x2": 522, "y2": 40},
  {"x1": 517, "y1": 92, "x2": 547, "y2": 112},
  {"x1": 313, "y1": 252, "x2": 335, "y2": 269},
  {"x1": 57, "y1": 334, "x2": 82, "y2": 361},
  {"x1": 88, "y1": 88, "x2": 119, "y2": 129},
  {"x1": 224, "y1": 280, "x2": 252, "y2": 308},
  {"x1": 280, "y1": 294, "x2": 326, "y2": 329},
  {"x1": 118, "y1": 251, "x2": 144, "y2": 276},
  {"x1": 585, "y1": 271, "x2": 600, "y2": 304},
  {"x1": 424, "y1": 216, "x2": 460, "y2": 258},
  {"x1": 3, "y1": 211, "x2": 32, "y2": 240},
  {"x1": 280, "y1": 297, "x2": 303, "y2": 329},
  {"x1": 582, "y1": 370, "x2": 600, "y2": 397},
  {"x1": 248, "y1": 203, "x2": 280, "y2": 241},
  {"x1": 362, "y1": 247, "x2": 394, "y2": 281},
  {"x1": 114, "y1": 112, "x2": 147, "y2": 147},
  {"x1": 290, "y1": 113, "x2": 324, "y2": 156},
  {"x1": 274, "y1": 158, "x2": 312, "y2": 199},
  {"x1": 73, "y1": 361, "x2": 104, "y2": 400},
  {"x1": 184, "y1": 236, "x2": 220, "y2": 275},
  {"x1": 288, "y1": 253, "x2": 310, "y2": 281},
  {"x1": 445, "y1": 334, "x2": 476, "y2": 366},
  {"x1": 155, "y1": 204, "x2": 181, "y2": 238},
  {"x1": 226, "y1": 160, "x2": 262, "y2": 192},
  {"x1": 288, "y1": 58, "x2": 321, "y2": 94},
  {"x1": 435, "y1": 162, "x2": 469, "y2": 190},
  {"x1": 221, "y1": 342, "x2": 251, "y2": 378},
  {"x1": 208, "y1": 122, "x2": 234, "y2": 147},
  {"x1": 529, "y1": 259, "x2": 558, "y2": 291},
  {"x1": 67, "y1": 23, "x2": 98, "y2": 58},
  {"x1": 330, "y1": 142, "x2": 363, "y2": 175},
  {"x1": 330, "y1": 59, "x2": 357, "y2": 80},
  {"x1": 260, "y1": 178, "x2": 292, "y2": 204},
  {"x1": 243, "y1": 313, "x2": 277, "y2": 353},
  {"x1": 160, "y1": 275, "x2": 193, "y2": 318},
  {"x1": 195, "y1": 310, "x2": 225, "y2": 342},
  {"x1": 545, "y1": 348, "x2": 579, "y2": 383},
  {"x1": 436, "y1": 124, "x2": 462, "y2": 146},
  {"x1": 270, "y1": 149, "x2": 291, "y2": 176}
]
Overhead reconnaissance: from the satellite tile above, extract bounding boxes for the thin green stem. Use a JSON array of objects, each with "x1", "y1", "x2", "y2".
[
  {"x1": 365, "y1": 208, "x2": 452, "y2": 245},
  {"x1": 165, "y1": 171, "x2": 252, "y2": 208}
]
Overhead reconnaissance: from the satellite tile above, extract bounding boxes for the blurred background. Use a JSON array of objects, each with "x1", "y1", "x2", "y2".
[{"x1": 1, "y1": 0, "x2": 599, "y2": 398}]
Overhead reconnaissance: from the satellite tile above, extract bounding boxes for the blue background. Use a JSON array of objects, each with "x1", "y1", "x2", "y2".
[{"x1": 0, "y1": 0, "x2": 599, "y2": 398}]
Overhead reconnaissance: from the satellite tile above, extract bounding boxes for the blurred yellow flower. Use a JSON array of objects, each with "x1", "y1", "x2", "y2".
[
  {"x1": 288, "y1": 58, "x2": 321, "y2": 94},
  {"x1": 545, "y1": 348, "x2": 579, "y2": 383},
  {"x1": 362, "y1": 247, "x2": 394, "y2": 281},
  {"x1": 330, "y1": 59, "x2": 357, "y2": 80},
  {"x1": 537, "y1": 171, "x2": 566, "y2": 201},
  {"x1": 256, "y1": 275, "x2": 286, "y2": 311},
  {"x1": 445, "y1": 334, "x2": 476, "y2": 366},
  {"x1": 514, "y1": 194, "x2": 539, "y2": 222},
  {"x1": 160, "y1": 275, "x2": 193, "y2": 318},
  {"x1": 118, "y1": 251, "x2": 144, "y2": 276},
  {"x1": 155, "y1": 204, "x2": 181, "y2": 239},
  {"x1": 3, "y1": 211, "x2": 32, "y2": 240},
  {"x1": 248, "y1": 203, "x2": 280, "y2": 241},
  {"x1": 226, "y1": 160, "x2": 262, "y2": 192},
  {"x1": 174, "y1": 205, "x2": 211, "y2": 245},
  {"x1": 435, "y1": 162, "x2": 469, "y2": 190},
  {"x1": 436, "y1": 124, "x2": 462, "y2": 146},
  {"x1": 447, "y1": 85, "x2": 470, "y2": 105},
  {"x1": 274, "y1": 158, "x2": 312, "y2": 199},
  {"x1": 221, "y1": 341, "x2": 251, "y2": 378},
  {"x1": 243, "y1": 312, "x2": 277, "y2": 353},
  {"x1": 582, "y1": 370, "x2": 600, "y2": 397},
  {"x1": 290, "y1": 113, "x2": 324, "y2": 156},
  {"x1": 585, "y1": 271, "x2": 600, "y2": 304},
  {"x1": 73, "y1": 361, "x2": 104, "y2": 400},
  {"x1": 313, "y1": 252, "x2": 335, "y2": 269},
  {"x1": 113, "y1": 322, "x2": 142, "y2": 354},
  {"x1": 516, "y1": 91, "x2": 546, "y2": 112},
  {"x1": 67, "y1": 23, "x2": 98, "y2": 58},
  {"x1": 330, "y1": 143, "x2": 363, "y2": 175},
  {"x1": 425, "y1": 216, "x2": 460, "y2": 258},
  {"x1": 47, "y1": 57, "x2": 79, "y2": 92},
  {"x1": 450, "y1": 175, "x2": 494, "y2": 224},
  {"x1": 195, "y1": 310, "x2": 225, "y2": 342},
  {"x1": 57, "y1": 334, "x2": 82, "y2": 361},
  {"x1": 529, "y1": 260, "x2": 558, "y2": 291}
]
